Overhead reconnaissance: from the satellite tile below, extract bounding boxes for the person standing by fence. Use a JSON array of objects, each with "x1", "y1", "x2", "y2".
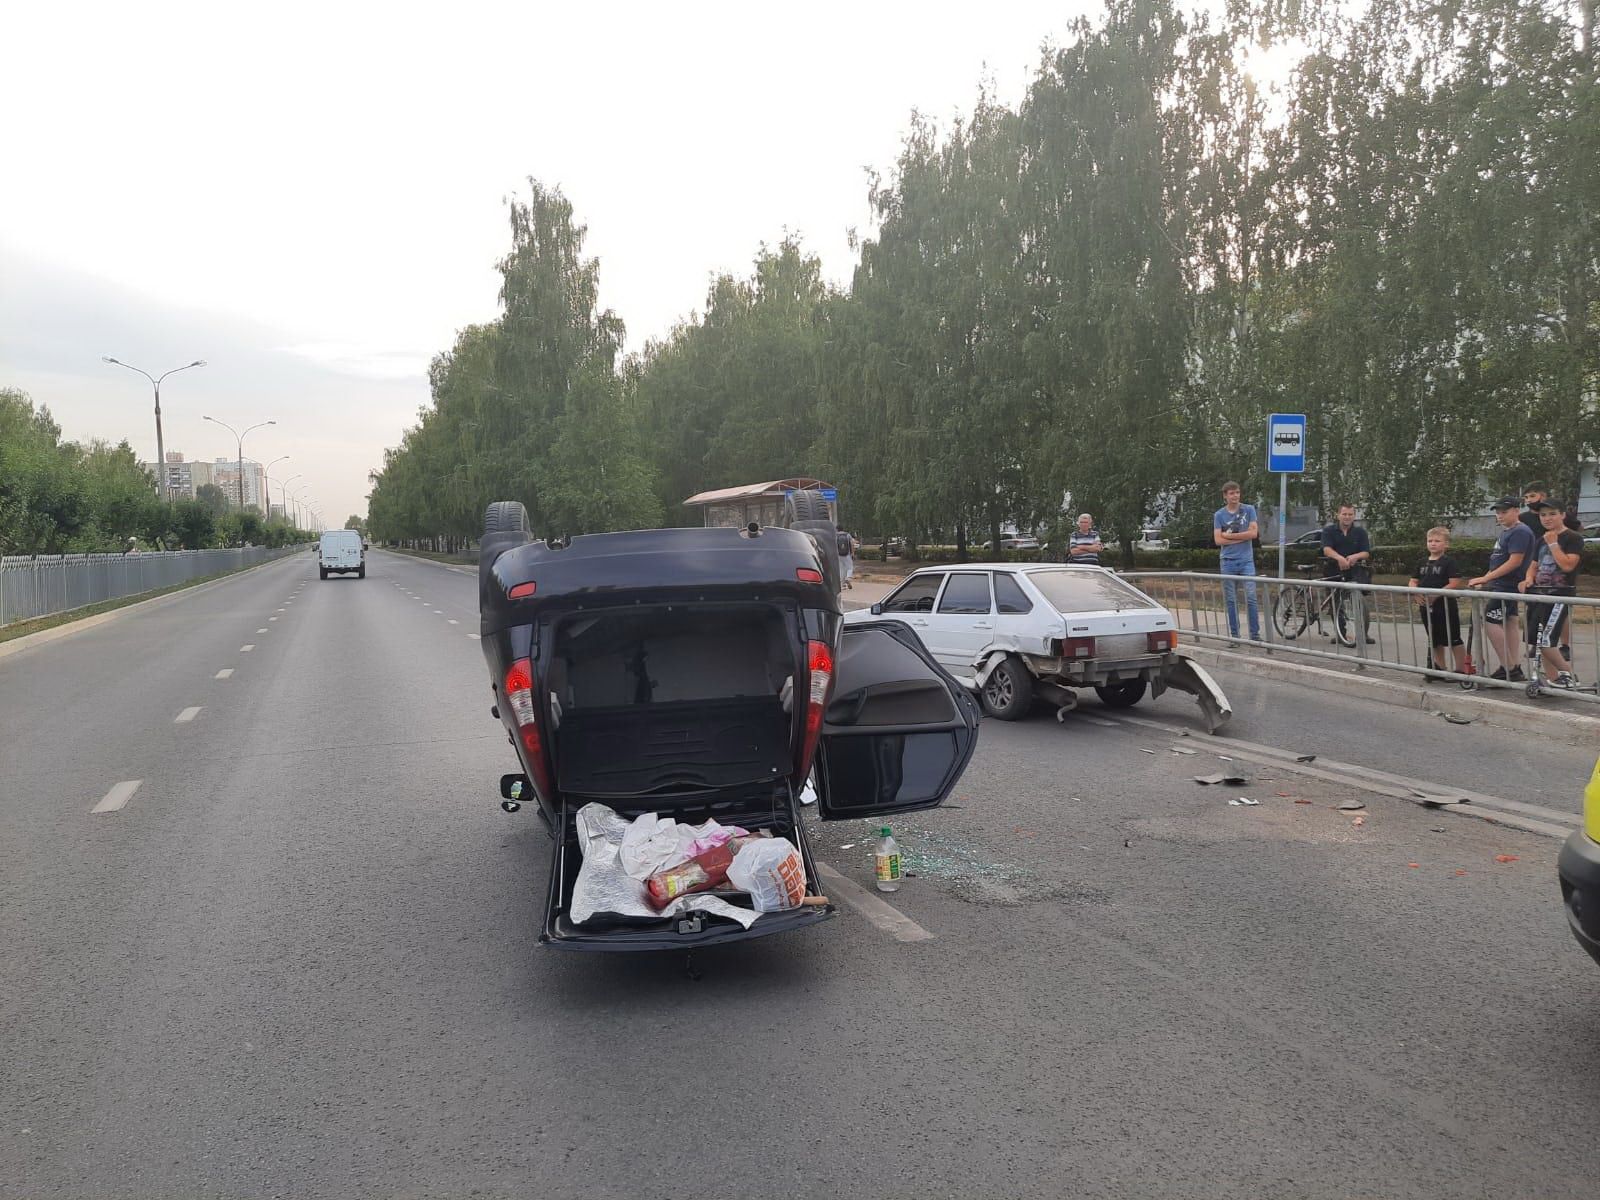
[
  {"x1": 1468, "y1": 498, "x2": 1536, "y2": 681},
  {"x1": 1321, "y1": 502, "x2": 1376, "y2": 644},
  {"x1": 1521, "y1": 498, "x2": 1585, "y2": 689},
  {"x1": 1410, "y1": 527, "x2": 1465, "y2": 680},
  {"x1": 1067, "y1": 514, "x2": 1104, "y2": 567},
  {"x1": 1213, "y1": 481, "x2": 1261, "y2": 641}
]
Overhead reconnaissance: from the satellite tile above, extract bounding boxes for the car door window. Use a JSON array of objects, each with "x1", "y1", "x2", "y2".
[
  {"x1": 883, "y1": 574, "x2": 944, "y2": 613},
  {"x1": 936, "y1": 573, "x2": 992, "y2": 615},
  {"x1": 992, "y1": 573, "x2": 1033, "y2": 614}
]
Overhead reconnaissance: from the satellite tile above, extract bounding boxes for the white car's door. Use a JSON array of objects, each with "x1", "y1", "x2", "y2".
[
  {"x1": 921, "y1": 571, "x2": 994, "y2": 679},
  {"x1": 876, "y1": 572, "x2": 947, "y2": 651}
]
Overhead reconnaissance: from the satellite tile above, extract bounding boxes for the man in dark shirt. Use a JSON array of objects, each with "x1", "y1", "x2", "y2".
[
  {"x1": 1321, "y1": 503, "x2": 1375, "y2": 643},
  {"x1": 1521, "y1": 498, "x2": 1585, "y2": 688},
  {"x1": 1469, "y1": 497, "x2": 1537, "y2": 680},
  {"x1": 1521, "y1": 481, "x2": 1583, "y2": 541}
]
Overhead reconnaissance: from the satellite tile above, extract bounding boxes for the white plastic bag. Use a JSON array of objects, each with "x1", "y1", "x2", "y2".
[
  {"x1": 727, "y1": 837, "x2": 807, "y2": 912},
  {"x1": 618, "y1": 813, "x2": 746, "y2": 879}
]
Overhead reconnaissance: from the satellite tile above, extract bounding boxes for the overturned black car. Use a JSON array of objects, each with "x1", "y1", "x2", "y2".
[{"x1": 477, "y1": 499, "x2": 981, "y2": 951}]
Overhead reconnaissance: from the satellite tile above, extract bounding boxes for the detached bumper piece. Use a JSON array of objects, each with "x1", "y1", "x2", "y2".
[
  {"x1": 1558, "y1": 831, "x2": 1600, "y2": 967},
  {"x1": 1156, "y1": 654, "x2": 1233, "y2": 733}
]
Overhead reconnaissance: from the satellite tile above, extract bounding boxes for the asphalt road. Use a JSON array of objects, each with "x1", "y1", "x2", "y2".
[{"x1": 3, "y1": 548, "x2": 1597, "y2": 1199}]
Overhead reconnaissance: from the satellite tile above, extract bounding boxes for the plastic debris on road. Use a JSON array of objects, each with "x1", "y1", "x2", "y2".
[
  {"x1": 1295, "y1": 753, "x2": 1318, "y2": 763},
  {"x1": 1494, "y1": 854, "x2": 1519, "y2": 864},
  {"x1": 1227, "y1": 797, "x2": 1260, "y2": 807},
  {"x1": 1338, "y1": 799, "x2": 1366, "y2": 811},
  {"x1": 1138, "y1": 748, "x2": 1157, "y2": 755},
  {"x1": 1439, "y1": 712, "x2": 1474, "y2": 725},
  {"x1": 1195, "y1": 772, "x2": 1248, "y2": 786}
]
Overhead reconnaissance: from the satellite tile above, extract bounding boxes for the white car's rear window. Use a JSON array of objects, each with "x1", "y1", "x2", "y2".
[{"x1": 1027, "y1": 570, "x2": 1154, "y2": 614}]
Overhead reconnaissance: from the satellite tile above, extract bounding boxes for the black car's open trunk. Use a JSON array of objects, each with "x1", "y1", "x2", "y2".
[
  {"x1": 549, "y1": 604, "x2": 797, "y2": 799},
  {"x1": 540, "y1": 601, "x2": 834, "y2": 950},
  {"x1": 541, "y1": 785, "x2": 833, "y2": 951}
]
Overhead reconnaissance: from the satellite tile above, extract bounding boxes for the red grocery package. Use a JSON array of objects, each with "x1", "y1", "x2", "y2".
[{"x1": 646, "y1": 840, "x2": 749, "y2": 909}]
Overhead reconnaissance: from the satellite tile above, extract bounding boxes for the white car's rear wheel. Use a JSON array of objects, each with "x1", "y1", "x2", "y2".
[{"x1": 980, "y1": 657, "x2": 1032, "y2": 720}]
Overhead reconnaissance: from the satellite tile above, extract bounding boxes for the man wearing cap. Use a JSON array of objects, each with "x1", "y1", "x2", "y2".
[
  {"x1": 1521, "y1": 498, "x2": 1585, "y2": 689},
  {"x1": 1468, "y1": 498, "x2": 1537, "y2": 681}
]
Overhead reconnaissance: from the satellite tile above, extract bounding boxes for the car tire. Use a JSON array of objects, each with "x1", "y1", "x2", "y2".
[
  {"x1": 980, "y1": 656, "x2": 1033, "y2": 720},
  {"x1": 782, "y1": 489, "x2": 831, "y2": 526},
  {"x1": 319, "y1": 566, "x2": 328, "y2": 580},
  {"x1": 357, "y1": 564, "x2": 366, "y2": 579},
  {"x1": 780, "y1": 490, "x2": 842, "y2": 596},
  {"x1": 484, "y1": 500, "x2": 531, "y2": 538},
  {"x1": 1094, "y1": 679, "x2": 1147, "y2": 707}
]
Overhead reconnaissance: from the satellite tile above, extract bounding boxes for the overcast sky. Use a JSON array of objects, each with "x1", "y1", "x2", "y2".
[{"x1": 2, "y1": 0, "x2": 1100, "y2": 524}]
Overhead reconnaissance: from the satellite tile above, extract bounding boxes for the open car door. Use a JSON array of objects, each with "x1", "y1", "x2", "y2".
[{"x1": 814, "y1": 620, "x2": 981, "y2": 820}]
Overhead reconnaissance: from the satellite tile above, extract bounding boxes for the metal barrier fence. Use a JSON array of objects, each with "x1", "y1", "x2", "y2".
[
  {"x1": 0, "y1": 546, "x2": 307, "y2": 627},
  {"x1": 1121, "y1": 570, "x2": 1600, "y2": 706}
]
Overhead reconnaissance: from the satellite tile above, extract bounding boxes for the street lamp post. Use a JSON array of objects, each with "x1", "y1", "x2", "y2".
[
  {"x1": 261, "y1": 455, "x2": 290, "y2": 521},
  {"x1": 101, "y1": 357, "x2": 205, "y2": 497},
  {"x1": 281, "y1": 474, "x2": 302, "y2": 528},
  {"x1": 202, "y1": 416, "x2": 276, "y2": 513}
]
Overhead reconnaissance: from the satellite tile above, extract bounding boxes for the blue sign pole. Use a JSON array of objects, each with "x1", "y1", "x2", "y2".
[{"x1": 1267, "y1": 414, "x2": 1307, "y2": 579}]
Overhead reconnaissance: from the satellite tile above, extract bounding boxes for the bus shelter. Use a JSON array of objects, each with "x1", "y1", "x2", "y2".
[{"x1": 683, "y1": 478, "x2": 838, "y2": 529}]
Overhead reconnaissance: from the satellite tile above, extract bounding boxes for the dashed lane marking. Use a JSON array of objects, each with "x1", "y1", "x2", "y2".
[
  {"x1": 92, "y1": 780, "x2": 141, "y2": 814},
  {"x1": 466, "y1": 633, "x2": 480, "y2": 640},
  {"x1": 174, "y1": 707, "x2": 202, "y2": 723},
  {"x1": 256, "y1": 628, "x2": 268, "y2": 633},
  {"x1": 215, "y1": 669, "x2": 234, "y2": 679},
  {"x1": 448, "y1": 619, "x2": 459, "y2": 625},
  {"x1": 815, "y1": 863, "x2": 935, "y2": 942},
  {"x1": 240, "y1": 644, "x2": 255, "y2": 652}
]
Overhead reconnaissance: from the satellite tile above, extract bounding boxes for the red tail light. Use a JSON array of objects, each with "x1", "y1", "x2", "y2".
[
  {"x1": 507, "y1": 581, "x2": 537, "y2": 599},
  {"x1": 795, "y1": 639, "x2": 834, "y2": 779},
  {"x1": 796, "y1": 567, "x2": 823, "y2": 584},
  {"x1": 504, "y1": 657, "x2": 553, "y2": 797},
  {"x1": 1053, "y1": 636, "x2": 1096, "y2": 659},
  {"x1": 1147, "y1": 630, "x2": 1177, "y2": 653}
]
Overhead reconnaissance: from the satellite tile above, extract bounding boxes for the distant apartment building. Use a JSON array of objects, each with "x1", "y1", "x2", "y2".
[
  {"x1": 143, "y1": 452, "x2": 264, "y2": 511},
  {"x1": 211, "y1": 457, "x2": 268, "y2": 513},
  {"x1": 142, "y1": 451, "x2": 217, "y2": 500}
]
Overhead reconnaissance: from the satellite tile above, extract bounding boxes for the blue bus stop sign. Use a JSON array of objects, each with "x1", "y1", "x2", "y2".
[{"x1": 1268, "y1": 414, "x2": 1307, "y2": 473}]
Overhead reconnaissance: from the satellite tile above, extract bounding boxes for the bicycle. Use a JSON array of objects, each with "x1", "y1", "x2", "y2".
[{"x1": 1271, "y1": 564, "x2": 1358, "y2": 648}]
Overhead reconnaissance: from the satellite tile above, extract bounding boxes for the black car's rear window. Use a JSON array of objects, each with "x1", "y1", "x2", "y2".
[{"x1": 1026, "y1": 570, "x2": 1154, "y2": 614}]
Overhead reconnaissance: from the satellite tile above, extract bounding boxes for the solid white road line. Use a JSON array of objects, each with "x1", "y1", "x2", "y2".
[
  {"x1": 466, "y1": 633, "x2": 480, "y2": 640},
  {"x1": 1102, "y1": 710, "x2": 1581, "y2": 838},
  {"x1": 174, "y1": 707, "x2": 202, "y2": 723},
  {"x1": 240, "y1": 644, "x2": 255, "y2": 652},
  {"x1": 92, "y1": 780, "x2": 141, "y2": 814},
  {"x1": 215, "y1": 668, "x2": 234, "y2": 679},
  {"x1": 1078, "y1": 715, "x2": 1118, "y2": 727},
  {"x1": 815, "y1": 863, "x2": 935, "y2": 942}
]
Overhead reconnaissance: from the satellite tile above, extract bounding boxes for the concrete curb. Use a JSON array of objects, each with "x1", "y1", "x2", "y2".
[
  {"x1": 1187, "y1": 645, "x2": 1600, "y2": 747},
  {"x1": 0, "y1": 554, "x2": 302, "y2": 664}
]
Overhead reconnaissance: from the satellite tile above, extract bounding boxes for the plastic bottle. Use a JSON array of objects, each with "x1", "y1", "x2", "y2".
[{"x1": 874, "y1": 826, "x2": 901, "y2": 892}]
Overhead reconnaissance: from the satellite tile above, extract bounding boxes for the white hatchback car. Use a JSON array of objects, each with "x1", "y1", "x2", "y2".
[{"x1": 846, "y1": 564, "x2": 1231, "y2": 730}]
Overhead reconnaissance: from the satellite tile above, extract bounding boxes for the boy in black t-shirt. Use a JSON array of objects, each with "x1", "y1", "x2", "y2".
[
  {"x1": 1521, "y1": 499, "x2": 1585, "y2": 689},
  {"x1": 1409, "y1": 526, "x2": 1465, "y2": 679}
]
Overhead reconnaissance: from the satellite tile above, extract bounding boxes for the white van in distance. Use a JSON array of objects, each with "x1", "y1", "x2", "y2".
[{"x1": 319, "y1": 530, "x2": 366, "y2": 580}]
